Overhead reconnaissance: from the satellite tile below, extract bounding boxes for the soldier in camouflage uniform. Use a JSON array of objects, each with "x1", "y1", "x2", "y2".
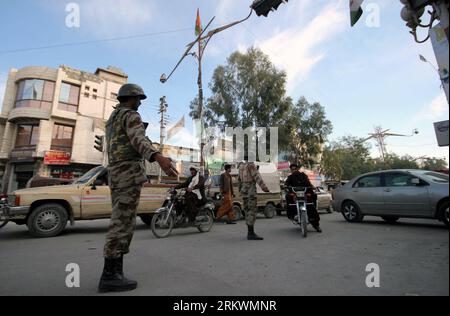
[
  {"x1": 238, "y1": 161, "x2": 270, "y2": 241},
  {"x1": 98, "y1": 84, "x2": 178, "y2": 293}
]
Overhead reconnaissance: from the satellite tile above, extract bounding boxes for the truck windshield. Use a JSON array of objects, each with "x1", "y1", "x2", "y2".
[{"x1": 73, "y1": 166, "x2": 105, "y2": 184}]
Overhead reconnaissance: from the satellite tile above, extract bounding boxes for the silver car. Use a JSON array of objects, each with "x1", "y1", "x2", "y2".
[{"x1": 332, "y1": 170, "x2": 449, "y2": 227}]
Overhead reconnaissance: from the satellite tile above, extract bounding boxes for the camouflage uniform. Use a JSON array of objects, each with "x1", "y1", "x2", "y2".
[
  {"x1": 103, "y1": 104, "x2": 159, "y2": 259},
  {"x1": 238, "y1": 162, "x2": 269, "y2": 226}
]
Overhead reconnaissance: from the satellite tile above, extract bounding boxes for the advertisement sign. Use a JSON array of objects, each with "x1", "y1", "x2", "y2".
[
  {"x1": 434, "y1": 120, "x2": 449, "y2": 147},
  {"x1": 44, "y1": 151, "x2": 71, "y2": 165}
]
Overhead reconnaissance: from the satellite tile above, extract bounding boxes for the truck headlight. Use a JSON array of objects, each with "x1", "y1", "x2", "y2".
[{"x1": 7, "y1": 195, "x2": 20, "y2": 206}]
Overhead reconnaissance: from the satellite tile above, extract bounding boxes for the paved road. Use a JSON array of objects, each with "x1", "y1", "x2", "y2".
[{"x1": 0, "y1": 212, "x2": 448, "y2": 296}]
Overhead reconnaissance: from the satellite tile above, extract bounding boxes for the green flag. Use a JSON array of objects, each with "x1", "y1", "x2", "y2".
[{"x1": 350, "y1": 0, "x2": 364, "y2": 27}]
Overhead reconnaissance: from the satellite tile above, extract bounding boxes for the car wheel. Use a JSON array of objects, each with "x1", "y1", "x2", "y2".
[
  {"x1": 342, "y1": 201, "x2": 364, "y2": 223},
  {"x1": 439, "y1": 201, "x2": 449, "y2": 228},
  {"x1": 27, "y1": 203, "x2": 68, "y2": 238},
  {"x1": 381, "y1": 216, "x2": 400, "y2": 224},
  {"x1": 264, "y1": 204, "x2": 276, "y2": 219},
  {"x1": 232, "y1": 205, "x2": 243, "y2": 221}
]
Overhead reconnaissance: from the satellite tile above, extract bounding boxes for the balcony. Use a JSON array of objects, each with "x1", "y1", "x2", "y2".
[{"x1": 8, "y1": 106, "x2": 51, "y2": 123}]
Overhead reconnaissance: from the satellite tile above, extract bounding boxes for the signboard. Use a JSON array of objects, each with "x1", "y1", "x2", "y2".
[
  {"x1": 44, "y1": 151, "x2": 71, "y2": 165},
  {"x1": 277, "y1": 161, "x2": 291, "y2": 170},
  {"x1": 430, "y1": 22, "x2": 450, "y2": 104},
  {"x1": 434, "y1": 120, "x2": 449, "y2": 147}
]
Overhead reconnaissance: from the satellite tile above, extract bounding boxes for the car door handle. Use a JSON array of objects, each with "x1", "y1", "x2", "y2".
[{"x1": 383, "y1": 189, "x2": 392, "y2": 192}]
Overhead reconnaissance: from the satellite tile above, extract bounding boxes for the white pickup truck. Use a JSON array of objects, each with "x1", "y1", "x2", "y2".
[{"x1": 1, "y1": 166, "x2": 173, "y2": 238}]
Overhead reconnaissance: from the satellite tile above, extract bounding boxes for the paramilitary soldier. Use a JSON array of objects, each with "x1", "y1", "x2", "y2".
[
  {"x1": 98, "y1": 83, "x2": 178, "y2": 293},
  {"x1": 238, "y1": 161, "x2": 270, "y2": 241}
]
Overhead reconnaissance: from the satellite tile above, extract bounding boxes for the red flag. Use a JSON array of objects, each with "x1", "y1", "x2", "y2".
[{"x1": 195, "y1": 9, "x2": 202, "y2": 37}]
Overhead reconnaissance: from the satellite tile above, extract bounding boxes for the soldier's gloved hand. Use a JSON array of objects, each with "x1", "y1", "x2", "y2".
[{"x1": 154, "y1": 154, "x2": 178, "y2": 177}]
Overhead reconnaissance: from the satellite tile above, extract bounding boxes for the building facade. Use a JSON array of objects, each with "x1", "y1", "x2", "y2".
[{"x1": 0, "y1": 65, "x2": 127, "y2": 193}]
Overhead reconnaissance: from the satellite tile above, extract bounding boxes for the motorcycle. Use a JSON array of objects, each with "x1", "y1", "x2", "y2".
[
  {"x1": 150, "y1": 188, "x2": 215, "y2": 238},
  {"x1": 0, "y1": 196, "x2": 9, "y2": 229},
  {"x1": 285, "y1": 187, "x2": 317, "y2": 238}
]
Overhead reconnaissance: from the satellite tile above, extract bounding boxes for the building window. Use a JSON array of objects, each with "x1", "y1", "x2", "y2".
[
  {"x1": 84, "y1": 92, "x2": 90, "y2": 98},
  {"x1": 92, "y1": 95, "x2": 97, "y2": 100},
  {"x1": 85, "y1": 86, "x2": 90, "y2": 91},
  {"x1": 15, "y1": 125, "x2": 40, "y2": 148},
  {"x1": 51, "y1": 124, "x2": 74, "y2": 152},
  {"x1": 58, "y1": 83, "x2": 80, "y2": 113},
  {"x1": 93, "y1": 88, "x2": 98, "y2": 93},
  {"x1": 15, "y1": 79, "x2": 54, "y2": 110}
]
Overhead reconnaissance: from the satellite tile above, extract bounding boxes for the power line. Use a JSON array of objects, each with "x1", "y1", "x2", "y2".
[{"x1": 0, "y1": 27, "x2": 193, "y2": 55}]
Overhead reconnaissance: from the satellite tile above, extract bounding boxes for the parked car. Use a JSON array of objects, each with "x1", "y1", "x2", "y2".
[
  {"x1": 316, "y1": 187, "x2": 333, "y2": 213},
  {"x1": 332, "y1": 169, "x2": 449, "y2": 227},
  {"x1": 1, "y1": 166, "x2": 173, "y2": 238}
]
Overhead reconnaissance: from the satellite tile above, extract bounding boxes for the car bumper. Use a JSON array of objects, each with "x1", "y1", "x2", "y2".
[
  {"x1": 3, "y1": 205, "x2": 30, "y2": 218},
  {"x1": 331, "y1": 201, "x2": 341, "y2": 213}
]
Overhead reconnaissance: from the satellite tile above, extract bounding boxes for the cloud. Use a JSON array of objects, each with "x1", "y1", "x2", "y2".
[
  {"x1": 256, "y1": 2, "x2": 347, "y2": 91},
  {"x1": 413, "y1": 93, "x2": 449, "y2": 123}
]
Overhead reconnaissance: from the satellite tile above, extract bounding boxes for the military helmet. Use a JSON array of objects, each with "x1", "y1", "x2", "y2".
[{"x1": 117, "y1": 83, "x2": 147, "y2": 101}]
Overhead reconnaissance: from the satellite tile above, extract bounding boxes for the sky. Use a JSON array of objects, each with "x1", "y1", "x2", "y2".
[{"x1": 0, "y1": 0, "x2": 448, "y2": 164}]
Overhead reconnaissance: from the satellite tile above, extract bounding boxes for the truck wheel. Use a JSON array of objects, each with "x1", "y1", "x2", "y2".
[
  {"x1": 140, "y1": 214, "x2": 154, "y2": 226},
  {"x1": 0, "y1": 219, "x2": 8, "y2": 229},
  {"x1": 264, "y1": 204, "x2": 276, "y2": 219},
  {"x1": 232, "y1": 205, "x2": 243, "y2": 221},
  {"x1": 27, "y1": 203, "x2": 68, "y2": 238}
]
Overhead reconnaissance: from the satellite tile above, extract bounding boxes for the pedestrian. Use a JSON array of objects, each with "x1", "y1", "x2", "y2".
[
  {"x1": 216, "y1": 164, "x2": 237, "y2": 225},
  {"x1": 238, "y1": 160, "x2": 270, "y2": 240},
  {"x1": 98, "y1": 83, "x2": 178, "y2": 293}
]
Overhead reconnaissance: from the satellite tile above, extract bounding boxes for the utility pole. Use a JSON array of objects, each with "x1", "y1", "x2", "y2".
[
  {"x1": 158, "y1": 96, "x2": 168, "y2": 182},
  {"x1": 361, "y1": 126, "x2": 419, "y2": 161},
  {"x1": 160, "y1": 9, "x2": 254, "y2": 176}
]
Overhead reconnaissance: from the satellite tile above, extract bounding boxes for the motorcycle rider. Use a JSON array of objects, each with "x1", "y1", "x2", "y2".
[
  {"x1": 285, "y1": 164, "x2": 322, "y2": 233},
  {"x1": 175, "y1": 166, "x2": 206, "y2": 224}
]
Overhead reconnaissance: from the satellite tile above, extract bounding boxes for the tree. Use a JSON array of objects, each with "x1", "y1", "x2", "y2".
[
  {"x1": 321, "y1": 136, "x2": 373, "y2": 180},
  {"x1": 286, "y1": 97, "x2": 333, "y2": 168},
  {"x1": 190, "y1": 47, "x2": 293, "y2": 152},
  {"x1": 421, "y1": 158, "x2": 448, "y2": 171}
]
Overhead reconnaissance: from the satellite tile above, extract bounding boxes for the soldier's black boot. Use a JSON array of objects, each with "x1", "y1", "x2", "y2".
[
  {"x1": 98, "y1": 258, "x2": 138, "y2": 293},
  {"x1": 247, "y1": 225, "x2": 264, "y2": 240}
]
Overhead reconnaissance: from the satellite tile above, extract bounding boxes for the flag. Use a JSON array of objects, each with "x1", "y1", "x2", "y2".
[
  {"x1": 167, "y1": 116, "x2": 185, "y2": 140},
  {"x1": 350, "y1": 0, "x2": 364, "y2": 27},
  {"x1": 195, "y1": 9, "x2": 202, "y2": 37}
]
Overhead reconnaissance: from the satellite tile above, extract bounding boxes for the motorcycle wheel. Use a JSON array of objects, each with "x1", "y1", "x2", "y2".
[
  {"x1": 197, "y1": 209, "x2": 214, "y2": 233},
  {"x1": 151, "y1": 211, "x2": 174, "y2": 238},
  {"x1": 300, "y1": 211, "x2": 308, "y2": 238}
]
